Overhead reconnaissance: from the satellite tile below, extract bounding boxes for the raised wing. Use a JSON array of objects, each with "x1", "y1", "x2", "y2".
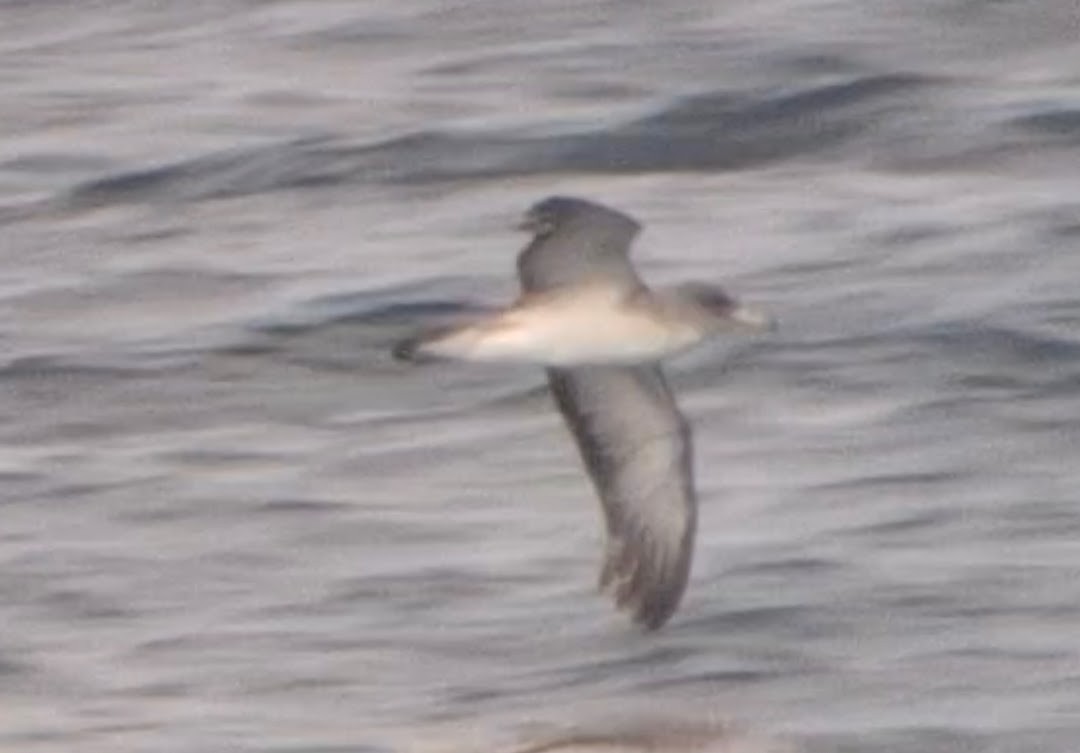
[
  {"x1": 516, "y1": 196, "x2": 644, "y2": 294},
  {"x1": 547, "y1": 364, "x2": 696, "y2": 629}
]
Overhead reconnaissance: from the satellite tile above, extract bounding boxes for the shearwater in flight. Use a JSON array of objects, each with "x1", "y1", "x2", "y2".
[{"x1": 394, "y1": 196, "x2": 772, "y2": 629}]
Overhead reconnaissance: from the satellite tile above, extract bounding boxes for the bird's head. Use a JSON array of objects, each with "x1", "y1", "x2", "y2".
[{"x1": 673, "y1": 283, "x2": 775, "y2": 333}]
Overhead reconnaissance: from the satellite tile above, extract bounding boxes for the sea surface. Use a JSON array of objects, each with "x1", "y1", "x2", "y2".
[{"x1": 2, "y1": 2, "x2": 1079, "y2": 752}]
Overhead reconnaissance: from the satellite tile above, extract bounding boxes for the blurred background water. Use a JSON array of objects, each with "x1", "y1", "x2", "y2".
[{"x1": 2, "y1": 2, "x2": 1079, "y2": 752}]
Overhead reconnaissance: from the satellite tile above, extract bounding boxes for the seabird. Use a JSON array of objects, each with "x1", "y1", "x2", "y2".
[{"x1": 394, "y1": 196, "x2": 771, "y2": 629}]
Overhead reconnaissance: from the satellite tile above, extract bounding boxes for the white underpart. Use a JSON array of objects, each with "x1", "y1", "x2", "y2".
[{"x1": 420, "y1": 287, "x2": 705, "y2": 367}]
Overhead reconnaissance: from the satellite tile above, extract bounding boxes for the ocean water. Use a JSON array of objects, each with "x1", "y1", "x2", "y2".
[{"x1": 1, "y1": 2, "x2": 1079, "y2": 752}]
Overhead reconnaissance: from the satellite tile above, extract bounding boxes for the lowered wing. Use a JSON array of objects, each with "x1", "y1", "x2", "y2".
[{"x1": 547, "y1": 364, "x2": 696, "y2": 629}]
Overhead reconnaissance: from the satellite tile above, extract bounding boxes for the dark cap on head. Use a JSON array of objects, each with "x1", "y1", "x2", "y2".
[
  {"x1": 674, "y1": 282, "x2": 775, "y2": 331},
  {"x1": 676, "y1": 282, "x2": 737, "y2": 316}
]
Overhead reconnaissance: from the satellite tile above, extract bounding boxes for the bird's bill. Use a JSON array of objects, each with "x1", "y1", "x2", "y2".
[{"x1": 724, "y1": 302, "x2": 776, "y2": 332}]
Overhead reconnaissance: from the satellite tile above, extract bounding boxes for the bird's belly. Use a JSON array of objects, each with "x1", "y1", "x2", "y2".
[{"x1": 432, "y1": 306, "x2": 701, "y2": 366}]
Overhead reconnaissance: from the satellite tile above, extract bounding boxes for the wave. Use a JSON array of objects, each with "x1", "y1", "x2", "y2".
[{"x1": 58, "y1": 74, "x2": 948, "y2": 208}]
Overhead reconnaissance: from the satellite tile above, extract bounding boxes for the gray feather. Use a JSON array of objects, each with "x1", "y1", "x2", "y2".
[
  {"x1": 547, "y1": 365, "x2": 696, "y2": 630},
  {"x1": 517, "y1": 196, "x2": 643, "y2": 294}
]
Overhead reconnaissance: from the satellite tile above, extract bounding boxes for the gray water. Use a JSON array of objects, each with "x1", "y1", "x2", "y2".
[{"x1": 2, "y1": 2, "x2": 1080, "y2": 752}]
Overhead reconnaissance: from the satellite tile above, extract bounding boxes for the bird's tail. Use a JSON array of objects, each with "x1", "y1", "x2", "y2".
[
  {"x1": 391, "y1": 335, "x2": 424, "y2": 362},
  {"x1": 391, "y1": 326, "x2": 457, "y2": 363}
]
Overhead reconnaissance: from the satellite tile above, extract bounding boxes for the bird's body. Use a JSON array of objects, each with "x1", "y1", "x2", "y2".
[
  {"x1": 411, "y1": 285, "x2": 705, "y2": 366},
  {"x1": 394, "y1": 196, "x2": 770, "y2": 629}
]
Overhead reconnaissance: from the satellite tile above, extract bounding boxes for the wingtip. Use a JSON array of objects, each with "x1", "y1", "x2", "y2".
[
  {"x1": 628, "y1": 592, "x2": 682, "y2": 632},
  {"x1": 598, "y1": 538, "x2": 689, "y2": 631}
]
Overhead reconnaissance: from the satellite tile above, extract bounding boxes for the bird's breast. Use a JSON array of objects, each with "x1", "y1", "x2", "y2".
[{"x1": 427, "y1": 289, "x2": 704, "y2": 366}]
